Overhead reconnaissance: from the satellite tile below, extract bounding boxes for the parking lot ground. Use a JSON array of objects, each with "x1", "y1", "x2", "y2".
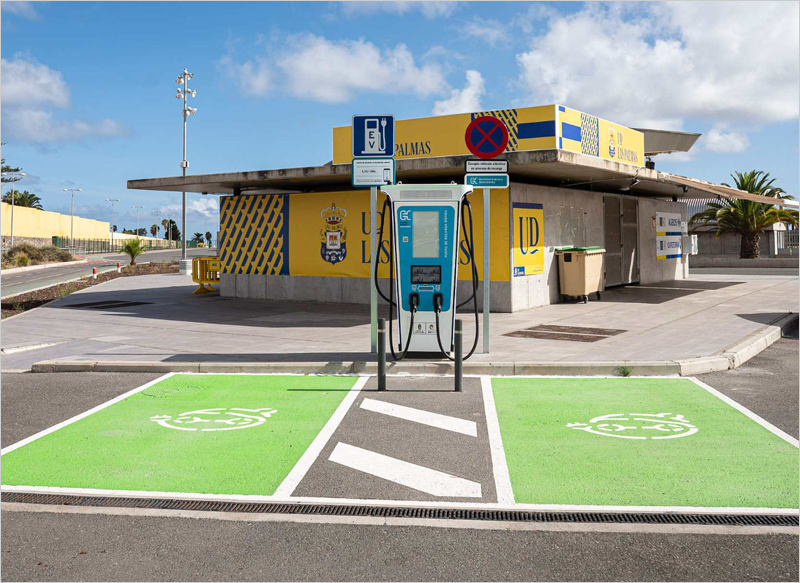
[
  {"x1": 1, "y1": 374, "x2": 360, "y2": 496},
  {"x1": 492, "y1": 377, "x2": 799, "y2": 509},
  {"x1": 291, "y1": 376, "x2": 498, "y2": 503}
]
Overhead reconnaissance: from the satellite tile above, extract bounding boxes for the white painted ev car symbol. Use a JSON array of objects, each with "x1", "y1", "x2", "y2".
[
  {"x1": 567, "y1": 413, "x2": 698, "y2": 440},
  {"x1": 150, "y1": 408, "x2": 278, "y2": 432}
]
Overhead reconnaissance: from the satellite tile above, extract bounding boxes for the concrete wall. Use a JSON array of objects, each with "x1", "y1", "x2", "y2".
[
  {"x1": 509, "y1": 182, "x2": 604, "y2": 311},
  {"x1": 637, "y1": 198, "x2": 688, "y2": 284},
  {"x1": 220, "y1": 273, "x2": 511, "y2": 312},
  {"x1": 1, "y1": 201, "x2": 109, "y2": 239}
]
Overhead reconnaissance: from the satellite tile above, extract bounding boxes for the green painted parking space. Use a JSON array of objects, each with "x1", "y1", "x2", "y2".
[
  {"x1": 1, "y1": 374, "x2": 357, "y2": 496},
  {"x1": 492, "y1": 377, "x2": 799, "y2": 509}
]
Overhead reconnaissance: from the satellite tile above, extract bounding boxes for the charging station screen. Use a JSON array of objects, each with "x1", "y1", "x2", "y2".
[
  {"x1": 412, "y1": 211, "x2": 440, "y2": 258},
  {"x1": 411, "y1": 265, "x2": 441, "y2": 284}
]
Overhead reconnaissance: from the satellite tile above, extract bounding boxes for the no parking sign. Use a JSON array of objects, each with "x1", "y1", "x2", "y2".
[{"x1": 465, "y1": 116, "x2": 509, "y2": 159}]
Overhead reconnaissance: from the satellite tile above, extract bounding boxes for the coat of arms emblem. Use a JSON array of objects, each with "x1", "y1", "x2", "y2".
[{"x1": 320, "y1": 203, "x2": 348, "y2": 264}]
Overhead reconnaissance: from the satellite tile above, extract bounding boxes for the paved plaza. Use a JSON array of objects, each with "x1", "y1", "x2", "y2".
[{"x1": 1, "y1": 271, "x2": 796, "y2": 373}]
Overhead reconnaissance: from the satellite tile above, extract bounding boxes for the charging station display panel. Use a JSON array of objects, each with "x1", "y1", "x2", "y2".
[
  {"x1": 412, "y1": 212, "x2": 440, "y2": 258},
  {"x1": 396, "y1": 205, "x2": 457, "y2": 313}
]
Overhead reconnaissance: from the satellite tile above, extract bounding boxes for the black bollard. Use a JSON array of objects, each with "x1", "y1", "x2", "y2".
[
  {"x1": 378, "y1": 318, "x2": 386, "y2": 391},
  {"x1": 454, "y1": 319, "x2": 463, "y2": 392}
]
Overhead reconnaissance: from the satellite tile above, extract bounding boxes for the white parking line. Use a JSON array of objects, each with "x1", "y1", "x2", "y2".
[
  {"x1": 481, "y1": 376, "x2": 515, "y2": 504},
  {"x1": 0, "y1": 373, "x2": 176, "y2": 456},
  {"x1": 272, "y1": 376, "x2": 368, "y2": 497},
  {"x1": 690, "y1": 377, "x2": 799, "y2": 448},
  {"x1": 360, "y1": 398, "x2": 477, "y2": 437},
  {"x1": 329, "y1": 442, "x2": 482, "y2": 498}
]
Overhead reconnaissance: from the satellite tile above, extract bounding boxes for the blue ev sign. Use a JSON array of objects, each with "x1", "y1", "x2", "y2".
[{"x1": 353, "y1": 115, "x2": 395, "y2": 158}]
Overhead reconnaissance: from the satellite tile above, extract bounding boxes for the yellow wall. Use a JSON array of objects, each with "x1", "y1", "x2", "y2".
[
  {"x1": 0, "y1": 202, "x2": 166, "y2": 244},
  {"x1": 334, "y1": 106, "x2": 557, "y2": 165},
  {"x1": 219, "y1": 190, "x2": 510, "y2": 281},
  {"x1": 1, "y1": 202, "x2": 109, "y2": 239},
  {"x1": 334, "y1": 104, "x2": 644, "y2": 168}
]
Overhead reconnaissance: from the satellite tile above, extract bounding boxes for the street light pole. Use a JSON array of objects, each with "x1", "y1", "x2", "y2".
[
  {"x1": 176, "y1": 69, "x2": 197, "y2": 275},
  {"x1": 105, "y1": 198, "x2": 121, "y2": 250},
  {"x1": 132, "y1": 205, "x2": 144, "y2": 237},
  {"x1": 2, "y1": 171, "x2": 26, "y2": 249},
  {"x1": 63, "y1": 188, "x2": 82, "y2": 246}
]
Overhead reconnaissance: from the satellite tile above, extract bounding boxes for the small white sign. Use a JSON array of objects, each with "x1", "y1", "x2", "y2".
[
  {"x1": 466, "y1": 160, "x2": 508, "y2": 173},
  {"x1": 352, "y1": 158, "x2": 395, "y2": 188}
]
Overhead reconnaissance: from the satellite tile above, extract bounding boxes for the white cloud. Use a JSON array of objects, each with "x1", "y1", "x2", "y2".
[
  {"x1": 217, "y1": 55, "x2": 273, "y2": 97},
  {"x1": 1, "y1": 56, "x2": 70, "y2": 108},
  {"x1": 701, "y1": 125, "x2": 749, "y2": 153},
  {"x1": 511, "y1": 4, "x2": 559, "y2": 34},
  {"x1": 462, "y1": 18, "x2": 510, "y2": 47},
  {"x1": 516, "y1": 2, "x2": 799, "y2": 134},
  {"x1": 157, "y1": 197, "x2": 219, "y2": 222},
  {"x1": 432, "y1": 70, "x2": 484, "y2": 116},
  {"x1": 278, "y1": 34, "x2": 448, "y2": 103},
  {"x1": 3, "y1": 109, "x2": 130, "y2": 144},
  {"x1": 1, "y1": 55, "x2": 130, "y2": 145},
  {"x1": 1, "y1": 1, "x2": 38, "y2": 19},
  {"x1": 340, "y1": 1, "x2": 458, "y2": 19}
]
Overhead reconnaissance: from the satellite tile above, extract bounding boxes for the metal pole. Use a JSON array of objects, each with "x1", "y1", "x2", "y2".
[
  {"x1": 181, "y1": 73, "x2": 188, "y2": 263},
  {"x1": 370, "y1": 186, "x2": 378, "y2": 353},
  {"x1": 110, "y1": 203, "x2": 114, "y2": 250},
  {"x1": 10, "y1": 183, "x2": 15, "y2": 249},
  {"x1": 378, "y1": 317, "x2": 386, "y2": 391},
  {"x1": 483, "y1": 187, "x2": 490, "y2": 353},
  {"x1": 454, "y1": 319, "x2": 463, "y2": 392},
  {"x1": 70, "y1": 191, "x2": 74, "y2": 246}
]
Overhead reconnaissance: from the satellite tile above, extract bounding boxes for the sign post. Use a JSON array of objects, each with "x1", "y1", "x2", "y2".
[
  {"x1": 463, "y1": 135, "x2": 510, "y2": 354},
  {"x1": 352, "y1": 115, "x2": 395, "y2": 353}
]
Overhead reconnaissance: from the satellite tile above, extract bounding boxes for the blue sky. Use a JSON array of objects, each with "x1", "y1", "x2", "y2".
[{"x1": 2, "y1": 1, "x2": 798, "y2": 234}]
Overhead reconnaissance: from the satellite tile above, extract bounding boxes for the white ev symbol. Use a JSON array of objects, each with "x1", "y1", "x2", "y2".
[
  {"x1": 567, "y1": 413, "x2": 698, "y2": 440},
  {"x1": 150, "y1": 408, "x2": 278, "y2": 432}
]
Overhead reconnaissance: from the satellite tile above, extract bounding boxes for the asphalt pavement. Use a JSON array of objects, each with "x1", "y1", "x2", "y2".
[
  {"x1": 699, "y1": 320, "x2": 799, "y2": 438},
  {"x1": 1, "y1": 364, "x2": 797, "y2": 581},
  {"x1": 1, "y1": 248, "x2": 215, "y2": 299}
]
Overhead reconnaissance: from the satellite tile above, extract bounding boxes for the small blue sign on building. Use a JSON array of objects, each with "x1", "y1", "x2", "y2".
[{"x1": 353, "y1": 115, "x2": 395, "y2": 158}]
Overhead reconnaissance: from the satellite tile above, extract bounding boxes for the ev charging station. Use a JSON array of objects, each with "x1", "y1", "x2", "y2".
[{"x1": 379, "y1": 184, "x2": 476, "y2": 357}]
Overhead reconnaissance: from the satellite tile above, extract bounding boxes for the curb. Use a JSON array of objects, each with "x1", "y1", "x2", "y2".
[
  {"x1": 1, "y1": 259, "x2": 88, "y2": 274},
  {"x1": 24, "y1": 313, "x2": 799, "y2": 376}
]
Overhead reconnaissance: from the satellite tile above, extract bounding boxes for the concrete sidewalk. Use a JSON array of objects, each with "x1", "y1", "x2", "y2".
[{"x1": 1, "y1": 271, "x2": 796, "y2": 375}]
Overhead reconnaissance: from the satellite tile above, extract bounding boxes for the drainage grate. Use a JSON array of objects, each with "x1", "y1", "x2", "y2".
[
  {"x1": 504, "y1": 331, "x2": 606, "y2": 342},
  {"x1": 64, "y1": 300, "x2": 152, "y2": 310},
  {"x1": 531, "y1": 325, "x2": 627, "y2": 336},
  {"x1": 504, "y1": 324, "x2": 628, "y2": 343},
  {"x1": 2, "y1": 492, "x2": 797, "y2": 527}
]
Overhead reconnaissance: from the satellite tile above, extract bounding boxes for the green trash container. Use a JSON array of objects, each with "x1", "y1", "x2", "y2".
[{"x1": 555, "y1": 246, "x2": 606, "y2": 303}]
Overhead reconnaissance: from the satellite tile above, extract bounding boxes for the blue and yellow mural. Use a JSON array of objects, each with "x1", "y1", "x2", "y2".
[
  {"x1": 332, "y1": 104, "x2": 643, "y2": 168},
  {"x1": 219, "y1": 194, "x2": 289, "y2": 275},
  {"x1": 220, "y1": 190, "x2": 511, "y2": 281}
]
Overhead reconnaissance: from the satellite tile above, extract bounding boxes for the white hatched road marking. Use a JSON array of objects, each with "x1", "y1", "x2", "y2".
[
  {"x1": 360, "y1": 398, "x2": 478, "y2": 437},
  {"x1": 328, "y1": 443, "x2": 482, "y2": 498}
]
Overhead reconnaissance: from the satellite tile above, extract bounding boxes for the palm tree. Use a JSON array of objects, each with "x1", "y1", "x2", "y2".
[
  {"x1": 150, "y1": 224, "x2": 159, "y2": 238},
  {"x1": 192, "y1": 232, "x2": 204, "y2": 244},
  {"x1": 205, "y1": 231, "x2": 213, "y2": 247},
  {"x1": 3, "y1": 190, "x2": 43, "y2": 209},
  {"x1": 690, "y1": 170, "x2": 798, "y2": 258},
  {"x1": 119, "y1": 238, "x2": 144, "y2": 266}
]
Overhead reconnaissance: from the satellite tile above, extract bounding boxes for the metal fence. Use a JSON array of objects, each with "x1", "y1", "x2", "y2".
[
  {"x1": 777, "y1": 230, "x2": 799, "y2": 253},
  {"x1": 50, "y1": 237, "x2": 199, "y2": 255}
]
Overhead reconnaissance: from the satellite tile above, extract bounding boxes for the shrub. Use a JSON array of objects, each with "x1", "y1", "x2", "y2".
[
  {"x1": 120, "y1": 238, "x2": 144, "y2": 266},
  {"x1": 14, "y1": 253, "x2": 30, "y2": 267},
  {"x1": 4, "y1": 244, "x2": 76, "y2": 265}
]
